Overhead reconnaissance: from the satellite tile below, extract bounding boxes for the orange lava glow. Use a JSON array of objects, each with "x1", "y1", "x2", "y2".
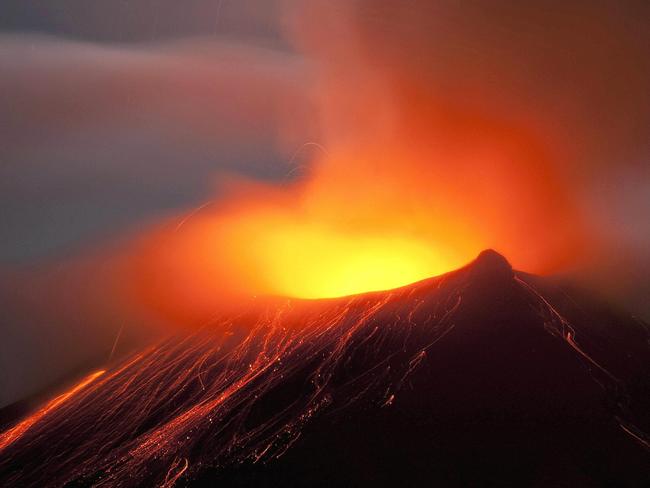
[
  {"x1": 174, "y1": 200, "x2": 470, "y2": 300},
  {"x1": 0, "y1": 370, "x2": 105, "y2": 452},
  {"x1": 131, "y1": 158, "x2": 479, "y2": 323},
  {"x1": 130, "y1": 125, "x2": 585, "y2": 324},
  {"x1": 129, "y1": 85, "x2": 585, "y2": 323},
  {"x1": 248, "y1": 228, "x2": 453, "y2": 299}
]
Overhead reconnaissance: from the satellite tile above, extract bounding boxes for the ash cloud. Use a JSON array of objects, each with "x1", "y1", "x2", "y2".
[{"x1": 291, "y1": 0, "x2": 650, "y2": 310}]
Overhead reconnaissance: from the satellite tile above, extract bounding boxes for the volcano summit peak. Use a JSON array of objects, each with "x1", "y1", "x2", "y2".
[{"x1": 467, "y1": 248, "x2": 513, "y2": 282}]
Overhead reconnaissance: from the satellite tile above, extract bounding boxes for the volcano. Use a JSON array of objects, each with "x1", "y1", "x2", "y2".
[{"x1": 0, "y1": 250, "x2": 648, "y2": 487}]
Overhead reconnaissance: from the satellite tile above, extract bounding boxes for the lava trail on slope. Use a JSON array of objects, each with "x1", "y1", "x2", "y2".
[{"x1": 0, "y1": 250, "x2": 649, "y2": 486}]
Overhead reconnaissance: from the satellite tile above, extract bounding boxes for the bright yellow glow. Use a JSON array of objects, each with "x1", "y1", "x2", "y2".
[
  {"x1": 248, "y1": 223, "x2": 457, "y2": 298},
  {"x1": 133, "y1": 198, "x2": 473, "y2": 322}
]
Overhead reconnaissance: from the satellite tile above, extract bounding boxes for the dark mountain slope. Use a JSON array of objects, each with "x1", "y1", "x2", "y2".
[{"x1": 0, "y1": 250, "x2": 648, "y2": 486}]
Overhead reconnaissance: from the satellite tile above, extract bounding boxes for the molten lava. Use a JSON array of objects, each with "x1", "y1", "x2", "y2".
[{"x1": 0, "y1": 370, "x2": 105, "y2": 452}]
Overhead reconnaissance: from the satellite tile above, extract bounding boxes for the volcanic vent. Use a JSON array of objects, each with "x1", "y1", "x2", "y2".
[{"x1": 0, "y1": 251, "x2": 648, "y2": 486}]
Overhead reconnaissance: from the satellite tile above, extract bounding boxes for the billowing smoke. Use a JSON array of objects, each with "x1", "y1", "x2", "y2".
[
  {"x1": 289, "y1": 0, "x2": 650, "y2": 267},
  {"x1": 304, "y1": 0, "x2": 650, "y2": 310},
  {"x1": 132, "y1": 0, "x2": 650, "y2": 318}
]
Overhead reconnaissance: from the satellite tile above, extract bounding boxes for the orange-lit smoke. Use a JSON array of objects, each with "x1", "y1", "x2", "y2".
[
  {"x1": 131, "y1": 118, "x2": 584, "y2": 322},
  {"x1": 128, "y1": 1, "x2": 603, "y2": 322}
]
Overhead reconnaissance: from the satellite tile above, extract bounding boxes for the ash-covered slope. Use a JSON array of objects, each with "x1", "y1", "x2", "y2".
[{"x1": 0, "y1": 250, "x2": 648, "y2": 487}]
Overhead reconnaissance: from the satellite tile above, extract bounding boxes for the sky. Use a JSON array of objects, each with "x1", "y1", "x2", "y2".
[
  {"x1": 0, "y1": 0, "x2": 301, "y2": 262},
  {"x1": 1, "y1": 0, "x2": 649, "y2": 407}
]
